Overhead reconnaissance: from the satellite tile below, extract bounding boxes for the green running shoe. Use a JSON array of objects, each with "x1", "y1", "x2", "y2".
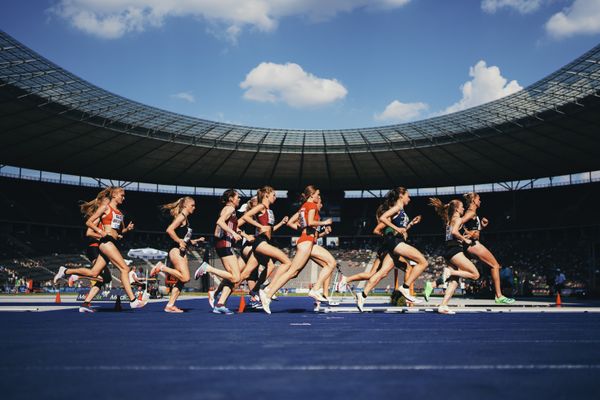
[
  {"x1": 424, "y1": 281, "x2": 433, "y2": 302},
  {"x1": 495, "y1": 296, "x2": 515, "y2": 305}
]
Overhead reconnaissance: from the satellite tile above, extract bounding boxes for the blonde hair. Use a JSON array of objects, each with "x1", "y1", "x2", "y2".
[
  {"x1": 246, "y1": 196, "x2": 258, "y2": 210},
  {"x1": 463, "y1": 192, "x2": 479, "y2": 209},
  {"x1": 80, "y1": 187, "x2": 121, "y2": 217},
  {"x1": 257, "y1": 186, "x2": 274, "y2": 204},
  {"x1": 161, "y1": 196, "x2": 194, "y2": 217},
  {"x1": 429, "y1": 197, "x2": 462, "y2": 224}
]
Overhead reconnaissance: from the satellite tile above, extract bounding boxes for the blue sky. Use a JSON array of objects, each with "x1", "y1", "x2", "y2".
[{"x1": 1, "y1": 0, "x2": 600, "y2": 130}]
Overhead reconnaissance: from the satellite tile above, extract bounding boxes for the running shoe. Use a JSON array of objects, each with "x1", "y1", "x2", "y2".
[
  {"x1": 308, "y1": 289, "x2": 328, "y2": 302},
  {"x1": 249, "y1": 300, "x2": 263, "y2": 309},
  {"x1": 194, "y1": 262, "x2": 210, "y2": 280},
  {"x1": 271, "y1": 294, "x2": 279, "y2": 301},
  {"x1": 424, "y1": 281, "x2": 434, "y2": 302},
  {"x1": 398, "y1": 286, "x2": 422, "y2": 304},
  {"x1": 356, "y1": 293, "x2": 365, "y2": 312},
  {"x1": 495, "y1": 296, "x2": 515, "y2": 305},
  {"x1": 78, "y1": 304, "x2": 95, "y2": 313},
  {"x1": 150, "y1": 262, "x2": 164, "y2": 277},
  {"x1": 212, "y1": 305, "x2": 234, "y2": 315},
  {"x1": 249, "y1": 292, "x2": 260, "y2": 303},
  {"x1": 336, "y1": 276, "x2": 348, "y2": 292},
  {"x1": 164, "y1": 304, "x2": 184, "y2": 313},
  {"x1": 129, "y1": 298, "x2": 146, "y2": 309},
  {"x1": 438, "y1": 305, "x2": 456, "y2": 315},
  {"x1": 68, "y1": 274, "x2": 79, "y2": 286},
  {"x1": 208, "y1": 290, "x2": 216, "y2": 308},
  {"x1": 325, "y1": 297, "x2": 340, "y2": 306},
  {"x1": 259, "y1": 289, "x2": 272, "y2": 314},
  {"x1": 53, "y1": 266, "x2": 67, "y2": 284}
]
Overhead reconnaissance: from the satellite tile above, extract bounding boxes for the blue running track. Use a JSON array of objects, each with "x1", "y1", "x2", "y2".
[{"x1": 1, "y1": 297, "x2": 599, "y2": 400}]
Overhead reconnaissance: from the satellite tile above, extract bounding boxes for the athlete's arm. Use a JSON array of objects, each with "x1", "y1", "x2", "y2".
[
  {"x1": 407, "y1": 215, "x2": 422, "y2": 231},
  {"x1": 86, "y1": 205, "x2": 108, "y2": 237},
  {"x1": 166, "y1": 213, "x2": 188, "y2": 250},
  {"x1": 240, "y1": 204, "x2": 269, "y2": 233},
  {"x1": 450, "y1": 215, "x2": 472, "y2": 245},
  {"x1": 286, "y1": 212, "x2": 300, "y2": 230},
  {"x1": 216, "y1": 205, "x2": 242, "y2": 241},
  {"x1": 379, "y1": 203, "x2": 406, "y2": 237},
  {"x1": 273, "y1": 216, "x2": 289, "y2": 232}
]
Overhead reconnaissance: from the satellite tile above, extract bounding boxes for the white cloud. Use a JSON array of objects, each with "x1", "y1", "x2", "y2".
[
  {"x1": 481, "y1": 0, "x2": 544, "y2": 14},
  {"x1": 240, "y1": 62, "x2": 347, "y2": 108},
  {"x1": 49, "y1": 0, "x2": 412, "y2": 40},
  {"x1": 171, "y1": 92, "x2": 195, "y2": 103},
  {"x1": 545, "y1": 0, "x2": 600, "y2": 38},
  {"x1": 374, "y1": 100, "x2": 428, "y2": 123},
  {"x1": 442, "y1": 60, "x2": 522, "y2": 114}
]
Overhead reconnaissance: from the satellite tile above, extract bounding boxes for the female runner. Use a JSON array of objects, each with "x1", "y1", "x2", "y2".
[
  {"x1": 462, "y1": 192, "x2": 515, "y2": 304},
  {"x1": 356, "y1": 187, "x2": 427, "y2": 311},
  {"x1": 259, "y1": 185, "x2": 334, "y2": 313},
  {"x1": 429, "y1": 197, "x2": 480, "y2": 314}
]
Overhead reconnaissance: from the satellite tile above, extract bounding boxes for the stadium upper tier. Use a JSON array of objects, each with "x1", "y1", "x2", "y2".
[{"x1": 1, "y1": 30, "x2": 600, "y2": 190}]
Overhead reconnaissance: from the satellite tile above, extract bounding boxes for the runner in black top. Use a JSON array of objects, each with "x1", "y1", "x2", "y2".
[
  {"x1": 462, "y1": 192, "x2": 515, "y2": 304},
  {"x1": 429, "y1": 198, "x2": 480, "y2": 314}
]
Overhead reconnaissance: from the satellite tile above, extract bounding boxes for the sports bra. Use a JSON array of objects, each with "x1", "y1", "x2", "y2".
[
  {"x1": 101, "y1": 205, "x2": 123, "y2": 230},
  {"x1": 384, "y1": 210, "x2": 409, "y2": 236},
  {"x1": 464, "y1": 215, "x2": 481, "y2": 231},
  {"x1": 255, "y1": 208, "x2": 275, "y2": 235}
]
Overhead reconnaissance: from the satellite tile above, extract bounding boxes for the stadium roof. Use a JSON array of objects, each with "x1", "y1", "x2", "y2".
[{"x1": 1, "y1": 30, "x2": 600, "y2": 191}]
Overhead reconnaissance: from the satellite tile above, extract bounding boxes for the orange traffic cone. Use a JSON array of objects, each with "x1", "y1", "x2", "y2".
[
  {"x1": 555, "y1": 292, "x2": 562, "y2": 307},
  {"x1": 138, "y1": 291, "x2": 143, "y2": 301},
  {"x1": 114, "y1": 295, "x2": 122, "y2": 311},
  {"x1": 55, "y1": 290, "x2": 61, "y2": 304},
  {"x1": 238, "y1": 294, "x2": 246, "y2": 313}
]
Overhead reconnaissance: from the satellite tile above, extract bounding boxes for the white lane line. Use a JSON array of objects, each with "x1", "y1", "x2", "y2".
[
  {"x1": 4, "y1": 364, "x2": 600, "y2": 372},
  {"x1": 5, "y1": 339, "x2": 598, "y2": 345}
]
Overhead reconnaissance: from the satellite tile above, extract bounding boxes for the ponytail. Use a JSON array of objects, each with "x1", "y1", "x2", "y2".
[
  {"x1": 161, "y1": 196, "x2": 193, "y2": 218},
  {"x1": 429, "y1": 197, "x2": 462, "y2": 224},
  {"x1": 300, "y1": 185, "x2": 318, "y2": 203},
  {"x1": 80, "y1": 186, "x2": 119, "y2": 217}
]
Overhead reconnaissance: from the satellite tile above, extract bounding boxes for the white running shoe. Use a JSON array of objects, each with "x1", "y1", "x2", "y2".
[
  {"x1": 271, "y1": 294, "x2": 279, "y2": 301},
  {"x1": 308, "y1": 289, "x2": 328, "y2": 302},
  {"x1": 259, "y1": 289, "x2": 272, "y2": 314},
  {"x1": 164, "y1": 304, "x2": 184, "y2": 313},
  {"x1": 398, "y1": 286, "x2": 422, "y2": 304},
  {"x1": 326, "y1": 298, "x2": 340, "y2": 306},
  {"x1": 53, "y1": 266, "x2": 67, "y2": 284},
  {"x1": 68, "y1": 274, "x2": 79, "y2": 286},
  {"x1": 129, "y1": 298, "x2": 146, "y2": 309},
  {"x1": 438, "y1": 305, "x2": 456, "y2": 315},
  {"x1": 208, "y1": 290, "x2": 216, "y2": 309},
  {"x1": 194, "y1": 262, "x2": 209, "y2": 280},
  {"x1": 78, "y1": 304, "x2": 95, "y2": 313},
  {"x1": 337, "y1": 276, "x2": 348, "y2": 292},
  {"x1": 356, "y1": 293, "x2": 365, "y2": 312}
]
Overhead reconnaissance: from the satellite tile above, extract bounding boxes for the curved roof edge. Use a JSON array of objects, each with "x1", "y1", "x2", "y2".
[{"x1": 1, "y1": 30, "x2": 599, "y2": 152}]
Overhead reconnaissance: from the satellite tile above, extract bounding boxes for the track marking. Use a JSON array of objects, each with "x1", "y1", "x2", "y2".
[{"x1": 4, "y1": 364, "x2": 600, "y2": 372}]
